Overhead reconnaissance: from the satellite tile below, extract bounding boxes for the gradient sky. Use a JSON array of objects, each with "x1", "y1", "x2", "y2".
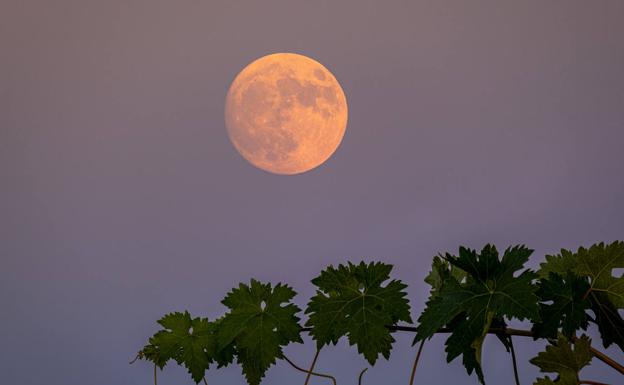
[{"x1": 2, "y1": 1, "x2": 624, "y2": 384}]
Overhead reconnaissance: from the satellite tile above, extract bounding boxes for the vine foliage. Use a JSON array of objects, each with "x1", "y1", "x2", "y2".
[{"x1": 133, "y1": 241, "x2": 624, "y2": 385}]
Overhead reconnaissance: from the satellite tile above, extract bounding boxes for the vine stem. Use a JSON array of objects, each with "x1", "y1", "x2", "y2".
[
  {"x1": 300, "y1": 325, "x2": 624, "y2": 375},
  {"x1": 508, "y1": 336, "x2": 520, "y2": 385},
  {"x1": 398, "y1": 326, "x2": 623, "y2": 374},
  {"x1": 302, "y1": 325, "x2": 533, "y2": 337},
  {"x1": 304, "y1": 349, "x2": 320, "y2": 385},
  {"x1": 586, "y1": 345, "x2": 624, "y2": 375},
  {"x1": 358, "y1": 368, "x2": 368, "y2": 385},
  {"x1": 282, "y1": 354, "x2": 337, "y2": 385},
  {"x1": 569, "y1": 336, "x2": 624, "y2": 376},
  {"x1": 408, "y1": 340, "x2": 425, "y2": 385}
]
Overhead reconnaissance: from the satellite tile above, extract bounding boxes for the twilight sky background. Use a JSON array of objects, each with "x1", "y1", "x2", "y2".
[{"x1": 2, "y1": 1, "x2": 624, "y2": 384}]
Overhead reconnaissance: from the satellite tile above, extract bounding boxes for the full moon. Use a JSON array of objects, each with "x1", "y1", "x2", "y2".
[{"x1": 225, "y1": 53, "x2": 348, "y2": 175}]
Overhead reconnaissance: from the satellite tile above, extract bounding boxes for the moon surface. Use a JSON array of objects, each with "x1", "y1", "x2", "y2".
[{"x1": 225, "y1": 53, "x2": 348, "y2": 175}]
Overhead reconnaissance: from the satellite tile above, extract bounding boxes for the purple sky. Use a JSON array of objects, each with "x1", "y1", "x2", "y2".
[{"x1": 2, "y1": 1, "x2": 623, "y2": 384}]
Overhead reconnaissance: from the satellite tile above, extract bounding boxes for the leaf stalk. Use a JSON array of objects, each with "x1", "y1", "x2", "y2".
[
  {"x1": 282, "y1": 354, "x2": 337, "y2": 385},
  {"x1": 358, "y1": 368, "x2": 368, "y2": 385},
  {"x1": 304, "y1": 349, "x2": 320, "y2": 385},
  {"x1": 509, "y1": 336, "x2": 520, "y2": 385},
  {"x1": 408, "y1": 340, "x2": 425, "y2": 385}
]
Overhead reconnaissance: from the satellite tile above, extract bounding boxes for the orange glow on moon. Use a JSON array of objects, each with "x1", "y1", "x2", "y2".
[{"x1": 225, "y1": 53, "x2": 348, "y2": 175}]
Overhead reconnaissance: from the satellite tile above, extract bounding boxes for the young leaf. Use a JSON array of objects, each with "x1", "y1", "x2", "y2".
[
  {"x1": 415, "y1": 245, "x2": 540, "y2": 384},
  {"x1": 139, "y1": 343, "x2": 168, "y2": 370},
  {"x1": 219, "y1": 280, "x2": 302, "y2": 385},
  {"x1": 424, "y1": 256, "x2": 466, "y2": 294},
  {"x1": 530, "y1": 334, "x2": 593, "y2": 385},
  {"x1": 532, "y1": 273, "x2": 590, "y2": 339},
  {"x1": 305, "y1": 261, "x2": 412, "y2": 365},
  {"x1": 143, "y1": 311, "x2": 216, "y2": 383}
]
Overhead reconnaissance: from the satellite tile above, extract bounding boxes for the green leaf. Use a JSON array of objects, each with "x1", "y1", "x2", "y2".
[
  {"x1": 533, "y1": 377, "x2": 558, "y2": 385},
  {"x1": 415, "y1": 245, "x2": 540, "y2": 384},
  {"x1": 530, "y1": 334, "x2": 593, "y2": 385},
  {"x1": 219, "y1": 280, "x2": 302, "y2": 385},
  {"x1": 532, "y1": 273, "x2": 590, "y2": 339},
  {"x1": 540, "y1": 241, "x2": 624, "y2": 350},
  {"x1": 538, "y1": 249, "x2": 578, "y2": 279},
  {"x1": 574, "y1": 241, "x2": 624, "y2": 308},
  {"x1": 442, "y1": 310, "x2": 490, "y2": 382},
  {"x1": 587, "y1": 291, "x2": 624, "y2": 351},
  {"x1": 423, "y1": 255, "x2": 499, "y2": 376},
  {"x1": 210, "y1": 317, "x2": 236, "y2": 368},
  {"x1": 144, "y1": 311, "x2": 216, "y2": 383},
  {"x1": 139, "y1": 343, "x2": 168, "y2": 370},
  {"x1": 424, "y1": 256, "x2": 466, "y2": 294},
  {"x1": 305, "y1": 261, "x2": 412, "y2": 365}
]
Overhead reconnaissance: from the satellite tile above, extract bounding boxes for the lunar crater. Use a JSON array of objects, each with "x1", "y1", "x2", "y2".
[{"x1": 225, "y1": 53, "x2": 348, "y2": 175}]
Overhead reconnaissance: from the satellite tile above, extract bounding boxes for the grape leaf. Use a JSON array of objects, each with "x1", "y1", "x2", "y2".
[
  {"x1": 530, "y1": 334, "x2": 592, "y2": 385},
  {"x1": 415, "y1": 245, "x2": 540, "y2": 384},
  {"x1": 538, "y1": 241, "x2": 624, "y2": 350},
  {"x1": 442, "y1": 309, "x2": 490, "y2": 381},
  {"x1": 143, "y1": 311, "x2": 216, "y2": 383},
  {"x1": 533, "y1": 378, "x2": 557, "y2": 385},
  {"x1": 424, "y1": 256, "x2": 466, "y2": 294},
  {"x1": 532, "y1": 273, "x2": 590, "y2": 339},
  {"x1": 423, "y1": 255, "x2": 500, "y2": 374},
  {"x1": 305, "y1": 261, "x2": 412, "y2": 365},
  {"x1": 211, "y1": 317, "x2": 236, "y2": 368},
  {"x1": 588, "y1": 291, "x2": 624, "y2": 351},
  {"x1": 538, "y1": 249, "x2": 578, "y2": 279},
  {"x1": 139, "y1": 343, "x2": 168, "y2": 370},
  {"x1": 574, "y1": 241, "x2": 624, "y2": 307},
  {"x1": 218, "y1": 280, "x2": 302, "y2": 385}
]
